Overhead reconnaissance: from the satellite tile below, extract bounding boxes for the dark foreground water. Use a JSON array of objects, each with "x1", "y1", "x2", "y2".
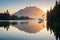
[{"x1": 0, "y1": 20, "x2": 56, "y2": 40}]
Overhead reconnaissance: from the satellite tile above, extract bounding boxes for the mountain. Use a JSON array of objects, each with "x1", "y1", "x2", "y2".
[{"x1": 14, "y1": 6, "x2": 45, "y2": 19}]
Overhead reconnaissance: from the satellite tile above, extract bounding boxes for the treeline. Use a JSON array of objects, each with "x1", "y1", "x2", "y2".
[
  {"x1": 0, "y1": 10, "x2": 34, "y2": 20},
  {"x1": 47, "y1": 1, "x2": 60, "y2": 27},
  {"x1": 47, "y1": 1, "x2": 60, "y2": 40},
  {"x1": 0, "y1": 10, "x2": 10, "y2": 20}
]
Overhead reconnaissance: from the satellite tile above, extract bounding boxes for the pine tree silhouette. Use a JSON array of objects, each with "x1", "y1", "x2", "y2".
[{"x1": 47, "y1": 1, "x2": 60, "y2": 40}]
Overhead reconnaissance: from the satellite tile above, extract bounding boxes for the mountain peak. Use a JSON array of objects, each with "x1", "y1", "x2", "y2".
[{"x1": 14, "y1": 6, "x2": 45, "y2": 18}]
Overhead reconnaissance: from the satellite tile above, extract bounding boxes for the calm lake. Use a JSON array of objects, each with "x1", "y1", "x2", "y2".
[{"x1": 0, "y1": 20, "x2": 56, "y2": 40}]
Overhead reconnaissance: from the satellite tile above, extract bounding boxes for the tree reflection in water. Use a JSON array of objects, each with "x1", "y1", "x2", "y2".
[
  {"x1": 47, "y1": 22, "x2": 60, "y2": 40},
  {"x1": 0, "y1": 21, "x2": 17, "y2": 31},
  {"x1": 0, "y1": 22, "x2": 10, "y2": 31}
]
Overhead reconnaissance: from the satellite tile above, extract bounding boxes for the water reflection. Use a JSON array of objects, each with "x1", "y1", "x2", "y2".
[
  {"x1": 0, "y1": 22, "x2": 18, "y2": 31},
  {"x1": 0, "y1": 20, "x2": 56, "y2": 40},
  {"x1": 13, "y1": 21, "x2": 44, "y2": 33},
  {"x1": 10, "y1": 22, "x2": 17, "y2": 25},
  {"x1": 47, "y1": 20, "x2": 60, "y2": 40},
  {"x1": 0, "y1": 20, "x2": 44, "y2": 33},
  {"x1": 20, "y1": 22, "x2": 29, "y2": 24},
  {"x1": 0, "y1": 22, "x2": 10, "y2": 31},
  {"x1": 47, "y1": 22, "x2": 60, "y2": 40}
]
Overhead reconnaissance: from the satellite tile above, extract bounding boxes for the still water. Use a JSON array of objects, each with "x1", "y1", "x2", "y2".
[{"x1": 0, "y1": 20, "x2": 56, "y2": 40}]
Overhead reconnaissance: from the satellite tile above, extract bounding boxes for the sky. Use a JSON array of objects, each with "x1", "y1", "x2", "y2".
[{"x1": 0, "y1": 0, "x2": 59, "y2": 14}]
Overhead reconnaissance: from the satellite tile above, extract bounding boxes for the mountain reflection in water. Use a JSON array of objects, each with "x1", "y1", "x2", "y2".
[
  {"x1": 0, "y1": 20, "x2": 59, "y2": 40},
  {"x1": 13, "y1": 21, "x2": 44, "y2": 33},
  {"x1": 0, "y1": 20, "x2": 45, "y2": 33}
]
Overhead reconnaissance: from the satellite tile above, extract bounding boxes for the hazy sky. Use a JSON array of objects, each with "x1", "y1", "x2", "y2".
[{"x1": 0, "y1": 0, "x2": 59, "y2": 14}]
